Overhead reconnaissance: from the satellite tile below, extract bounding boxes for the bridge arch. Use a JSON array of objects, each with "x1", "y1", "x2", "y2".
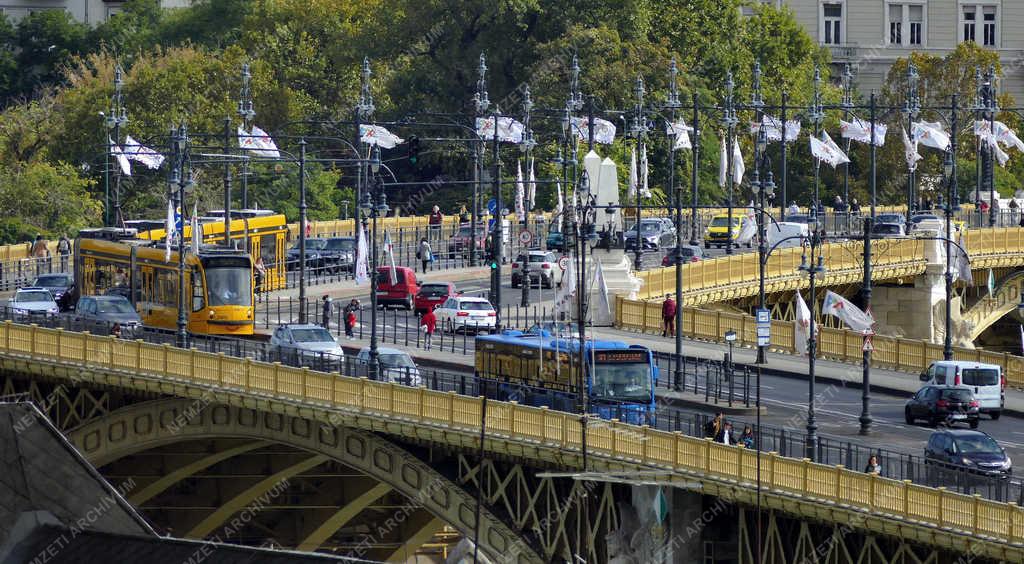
[
  {"x1": 68, "y1": 398, "x2": 543, "y2": 563},
  {"x1": 964, "y1": 269, "x2": 1024, "y2": 342}
]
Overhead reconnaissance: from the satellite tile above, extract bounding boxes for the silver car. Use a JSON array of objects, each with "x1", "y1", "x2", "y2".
[
  {"x1": 511, "y1": 251, "x2": 563, "y2": 289},
  {"x1": 9, "y1": 288, "x2": 59, "y2": 321},
  {"x1": 356, "y1": 347, "x2": 421, "y2": 386},
  {"x1": 270, "y1": 324, "x2": 345, "y2": 370},
  {"x1": 73, "y1": 295, "x2": 142, "y2": 337}
]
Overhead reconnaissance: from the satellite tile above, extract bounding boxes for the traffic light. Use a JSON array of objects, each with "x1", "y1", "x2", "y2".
[
  {"x1": 408, "y1": 136, "x2": 420, "y2": 164},
  {"x1": 489, "y1": 260, "x2": 498, "y2": 270}
]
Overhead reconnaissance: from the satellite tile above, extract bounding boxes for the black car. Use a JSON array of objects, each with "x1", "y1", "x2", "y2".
[
  {"x1": 905, "y1": 386, "x2": 980, "y2": 428},
  {"x1": 32, "y1": 273, "x2": 75, "y2": 310},
  {"x1": 871, "y1": 222, "x2": 905, "y2": 238},
  {"x1": 661, "y1": 245, "x2": 704, "y2": 266},
  {"x1": 320, "y1": 237, "x2": 356, "y2": 272},
  {"x1": 286, "y1": 238, "x2": 328, "y2": 270},
  {"x1": 924, "y1": 429, "x2": 1011, "y2": 477}
]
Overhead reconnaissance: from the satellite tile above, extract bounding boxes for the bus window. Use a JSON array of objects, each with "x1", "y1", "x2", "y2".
[
  {"x1": 591, "y1": 361, "x2": 652, "y2": 402},
  {"x1": 191, "y1": 268, "x2": 205, "y2": 312}
]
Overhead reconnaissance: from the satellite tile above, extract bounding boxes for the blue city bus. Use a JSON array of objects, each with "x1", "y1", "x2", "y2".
[{"x1": 474, "y1": 330, "x2": 657, "y2": 425}]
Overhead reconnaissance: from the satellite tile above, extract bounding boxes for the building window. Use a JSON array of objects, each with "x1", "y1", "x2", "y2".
[
  {"x1": 887, "y1": 3, "x2": 925, "y2": 46},
  {"x1": 822, "y1": 3, "x2": 843, "y2": 45},
  {"x1": 961, "y1": 4, "x2": 998, "y2": 47}
]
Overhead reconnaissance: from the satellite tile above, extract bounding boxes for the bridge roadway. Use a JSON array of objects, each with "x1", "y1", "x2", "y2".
[{"x1": 0, "y1": 322, "x2": 1022, "y2": 562}]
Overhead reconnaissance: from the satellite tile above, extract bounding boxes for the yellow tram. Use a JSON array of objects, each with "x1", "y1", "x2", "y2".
[{"x1": 74, "y1": 232, "x2": 255, "y2": 336}]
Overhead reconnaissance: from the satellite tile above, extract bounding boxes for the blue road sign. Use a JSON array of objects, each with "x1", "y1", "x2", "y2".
[{"x1": 487, "y1": 199, "x2": 497, "y2": 214}]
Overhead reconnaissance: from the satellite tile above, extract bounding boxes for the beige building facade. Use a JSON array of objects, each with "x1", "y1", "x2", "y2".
[
  {"x1": 0, "y1": 1, "x2": 190, "y2": 26},
  {"x1": 777, "y1": 1, "x2": 1024, "y2": 101}
]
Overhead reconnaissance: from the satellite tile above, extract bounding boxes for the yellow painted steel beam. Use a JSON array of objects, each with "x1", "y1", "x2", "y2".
[
  {"x1": 297, "y1": 482, "x2": 392, "y2": 551},
  {"x1": 383, "y1": 517, "x2": 444, "y2": 563},
  {"x1": 130, "y1": 441, "x2": 269, "y2": 505}
]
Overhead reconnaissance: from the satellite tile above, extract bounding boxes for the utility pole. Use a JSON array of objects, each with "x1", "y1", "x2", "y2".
[
  {"x1": 904, "y1": 63, "x2": 920, "y2": 216},
  {"x1": 223, "y1": 117, "x2": 233, "y2": 245},
  {"x1": 860, "y1": 92, "x2": 877, "y2": 436},
  {"x1": 722, "y1": 72, "x2": 737, "y2": 255},
  {"x1": 630, "y1": 74, "x2": 648, "y2": 272},
  {"x1": 356, "y1": 57, "x2": 375, "y2": 219},
  {"x1": 298, "y1": 138, "x2": 308, "y2": 324},
  {"x1": 665, "y1": 59, "x2": 684, "y2": 392}
]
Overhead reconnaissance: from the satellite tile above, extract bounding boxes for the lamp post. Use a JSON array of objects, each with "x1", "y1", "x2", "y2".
[
  {"x1": 237, "y1": 63, "x2": 256, "y2": 209},
  {"x1": 809, "y1": 66, "x2": 825, "y2": 216},
  {"x1": 630, "y1": 74, "x2": 648, "y2": 271},
  {"x1": 520, "y1": 86, "x2": 537, "y2": 309},
  {"x1": 722, "y1": 72, "x2": 738, "y2": 255},
  {"x1": 298, "y1": 138, "x2": 308, "y2": 324},
  {"x1": 690, "y1": 92, "x2": 701, "y2": 247},
  {"x1": 943, "y1": 94, "x2": 961, "y2": 361},
  {"x1": 724, "y1": 329, "x2": 736, "y2": 375},
  {"x1": 471, "y1": 54, "x2": 490, "y2": 267},
  {"x1": 903, "y1": 63, "x2": 921, "y2": 215},
  {"x1": 841, "y1": 64, "x2": 854, "y2": 228},
  {"x1": 168, "y1": 124, "x2": 191, "y2": 349},
  {"x1": 355, "y1": 57, "x2": 375, "y2": 211},
  {"x1": 983, "y1": 66, "x2": 998, "y2": 227},
  {"x1": 360, "y1": 146, "x2": 387, "y2": 380},
  {"x1": 103, "y1": 65, "x2": 128, "y2": 228},
  {"x1": 798, "y1": 215, "x2": 827, "y2": 461},
  {"x1": 859, "y1": 91, "x2": 879, "y2": 436},
  {"x1": 665, "y1": 59, "x2": 686, "y2": 392},
  {"x1": 749, "y1": 61, "x2": 768, "y2": 367}
]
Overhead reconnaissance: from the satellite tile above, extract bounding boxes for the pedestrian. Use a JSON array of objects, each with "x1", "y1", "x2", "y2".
[
  {"x1": 57, "y1": 234, "x2": 71, "y2": 272},
  {"x1": 739, "y1": 426, "x2": 755, "y2": 449},
  {"x1": 343, "y1": 299, "x2": 359, "y2": 339},
  {"x1": 787, "y1": 201, "x2": 800, "y2": 217},
  {"x1": 661, "y1": 296, "x2": 677, "y2": 337},
  {"x1": 459, "y1": 205, "x2": 470, "y2": 223},
  {"x1": 31, "y1": 235, "x2": 48, "y2": 275},
  {"x1": 832, "y1": 195, "x2": 845, "y2": 212},
  {"x1": 254, "y1": 256, "x2": 266, "y2": 302},
  {"x1": 717, "y1": 422, "x2": 734, "y2": 445},
  {"x1": 421, "y1": 304, "x2": 437, "y2": 350},
  {"x1": 849, "y1": 198, "x2": 860, "y2": 214},
  {"x1": 429, "y1": 205, "x2": 443, "y2": 237},
  {"x1": 418, "y1": 237, "x2": 432, "y2": 274},
  {"x1": 704, "y1": 412, "x2": 723, "y2": 439},
  {"x1": 321, "y1": 295, "x2": 333, "y2": 330},
  {"x1": 864, "y1": 455, "x2": 882, "y2": 474}
]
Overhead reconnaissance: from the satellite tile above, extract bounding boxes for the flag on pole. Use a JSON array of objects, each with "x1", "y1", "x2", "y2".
[
  {"x1": 975, "y1": 121, "x2": 1024, "y2": 152},
  {"x1": 954, "y1": 235, "x2": 973, "y2": 285},
  {"x1": 640, "y1": 142, "x2": 651, "y2": 198},
  {"x1": 165, "y1": 198, "x2": 176, "y2": 262},
  {"x1": 249, "y1": 125, "x2": 281, "y2": 158},
  {"x1": 359, "y1": 124, "x2": 405, "y2": 148},
  {"x1": 718, "y1": 136, "x2": 728, "y2": 188},
  {"x1": 840, "y1": 118, "x2": 887, "y2": 146},
  {"x1": 628, "y1": 146, "x2": 639, "y2": 200},
  {"x1": 987, "y1": 268, "x2": 995, "y2": 298},
  {"x1": 475, "y1": 116, "x2": 525, "y2": 143},
  {"x1": 593, "y1": 260, "x2": 611, "y2": 317},
  {"x1": 911, "y1": 121, "x2": 951, "y2": 152},
  {"x1": 123, "y1": 135, "x2": 165, "y2": 169},
  {"x1": 110, "y1": 138, "x2": 132, "y2": 176},
  {"x1": 570, "y1": 117, "x2": 617, "y2": 144},
  {"x1": 527, "y1": 157, "x2": 536, "y2": 210},
  {"x1": 751, "y1": 115, "x2": 801, "y2": 143},
  {"x1": 822, "y1": 290, "x2": 875, "y2": 333},
  {"x1": 383, "y1": 230, "x2": 397, "y2": 285},
  {"x1": 736, "y1": 208, "x2": 757, "y2": 245},
  {"x1": 667, "y1": 120, "x2": 692, "y2": 150},
  {"x1": 795, "y1": 292, "x2": 811, "y2": 356},
  {"x1": 190, "y1": 202, "x2": 200, "y2": 255},
  {"x1": 902, "y1": 127, "x2": 923, "y2": 171},
  {"x1": 732, "y1": 138, "x2": 745, "y2": 185},
  {"x1": 554, "y1": 255, "x2": 576, "y2": 314},
  {"x1": 354, "y1": 223, "x2": 369, "y2": 285},
  {"x1": 515, "y1": 160, "x2": 526, "y2": 221},
  {"x1": 809, "y1": 131, "x2": 850, "y2": 168}
]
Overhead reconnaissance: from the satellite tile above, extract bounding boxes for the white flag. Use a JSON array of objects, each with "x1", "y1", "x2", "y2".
[
  {"x1": 822, "y1": 290, "x2": 874, "y2": 333},
  {"x1": 165, "y1": 198, "x2": 176, "y2": 262},
  {"x1": 554, "y1": 181, "x2": 564, "y2": 231},
  {"x1": 902, "y1": 127, "x2": 922, "y2": 171},
  {"x1": 475, "y1": 116, "x2": 525, "y2": 143},
  {"x1": 912, "y1": 121, "x2": 951, "y2": 152},
  {"x1": 527, "y1": 157, "x2": 536, "y2": 210},
  {"x1": 109, "y1": 138, "x2": 132, "y2": 176},
  {"x1": 752, "y1": 115, "x2": 801, "y2": 143},
  {"x1": 840, "y1": 118, "x2": 887, "y2": 146},
  {"x1": 640, "y1": 143, "x2": 651, "y2": 198},
  {"x1": 593, "y1": 260, "x2": 610, "y2": 317},
  {"x1": 732, "y1": 138, "x2": 745, "y2": 185},
  {"x1": 250, "y1": 125, "x2": 281, "y2": 158},
  {"x1": 238, "y1": 126, "x2": 259, "y2": 152},
  {"x1": 975, "y1": 122, "x2": 1012, "y2": 166},
  {"x1": 515, "y1": 160, "x2": 526, "y2": 221},
  {"x1": 555, "y1": 253, "x2": 576, "y2": 314},
  {"x1": 667, "y1": 120, "x2": 692, "y2": 150},
  {"x1": 810, "y1": 131, "x2": 850, "y2": 168},
  {"x1": 570, "y1": 117, "x2": 616, "y2": 144},
  {"x1": 383, "y1": 230, "x2": 397, "y2": 285},
  {"x1": 795, "y1": 292, "x2": 811, "y2": 356},
  {"x1": 360, "y1": 124, "x2": 405, "y2": 148},
  {"x1": 190, "y1": 202, "x2": 200, "y2": 255},
  {"x1": 954, "y1": 235, "x2": 973, "y2": 285},
  {"x1": 736, "y1": 208, "x2": 757, "y2": 245},
  {"x1": 628, "y1": 146, "x2": 639, "y2": 200},
  {"x1": 354, "y1": 223, "x2": 369, "y2": 285},
  {"x1": 995, "y1": 121, "x2": 1024, "y2": 152},
  {"x1": 123, "y1": 135, "x2": 165, "y2": 169},
  {"x1": 718, "y1": 136, "x2": 728, "y2": 188}
]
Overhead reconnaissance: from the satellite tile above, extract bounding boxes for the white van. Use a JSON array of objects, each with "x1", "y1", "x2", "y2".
[
  {"x1": 766, "y1": 221, "x2": 809, "y2": 250},
  {"x1": 919, "y1": 360, "x2": 1004, "y2": 419}
]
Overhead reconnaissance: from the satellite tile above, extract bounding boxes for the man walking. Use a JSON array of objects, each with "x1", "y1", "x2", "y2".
[
  {"x1": 57, "y1": 235, "x2": 71, "y2": 272},
  {"x1": 662, "y1": 296, "x2": 677, "y2": 337},
  {"x1": 321, "y1": 295, "x2": 333, "y2": 330},
  {"x1": 343, "y1": 299, "x2": 360, "y2": 339}
]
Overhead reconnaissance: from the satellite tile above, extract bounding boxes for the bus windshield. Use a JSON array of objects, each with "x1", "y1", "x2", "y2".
[
  {"x1": 591, "y1": 361, "x2": 652, "y2": 403},
  {"x1": 206, "y1": 266, "x2": 252, "y2": 306}
]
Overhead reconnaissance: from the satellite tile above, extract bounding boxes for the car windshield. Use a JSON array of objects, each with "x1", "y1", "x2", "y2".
[
  {"x1": 324, "y1": 239, "x2": 354, "y2": 251},
  {"x1": 205, "y1": 266, "x2": 252, "y2": 307},
  {"x1": 460, "y1": 301, "x2": 493, "y2": 311},
  {"x1": 592, "y1": 361, "x2": 652, "y2": 403},
  {"x1": 962, "y1": 368, "x2": 999, "y2": 386},
  {"x1": 678, "y1": 247, "x2": 696, "y2": 257},
  {"x1": 878, "y1": 215, "x2": 902, "y2": 223},
  {"x1": 874, "y1": 224, "x2": 900, "y2": 234},
  {"x1": 912, "y1": 215, "x2": 938, "y2": 222},
  {"x1": 940, "y1": 389, "x2": 974, "y2": 402},
  {"x1": 710, "y1": 217, "x2": 736, "y2": 227},
  {"x1": 296, "y1": 240, "x2": 327, "y2": 250},
  {"x1": 96, "y1": 300, "x2": 135, "y2": 314},
  {"x1": 419, "y1": 284, "x2": 449, "y2": 296},
  {"x1": 35, "y1": 275, "x2": 70, "y2": 286},
  {"x1": 955, "y1": 434, "x2": 1002, "y2": 454},
  {"x1": 380, "y1": 353, "x2": 415, "y2": 368},
  {"x1": 291, "y1": 328, "x2": 334, "y2": 343},
  {"x1": 16, "y1": 291, "x2": 51, "y2": 303}
]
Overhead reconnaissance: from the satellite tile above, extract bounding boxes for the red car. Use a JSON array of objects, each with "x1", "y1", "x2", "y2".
[{"x1": 414, "y1": 282, "x2": 459, "y2": 315}]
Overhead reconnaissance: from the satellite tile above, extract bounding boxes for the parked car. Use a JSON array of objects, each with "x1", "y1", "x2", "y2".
[
  {"x1": 703, "y1": 214, "x2": 743, "y2": 249},
  {"x1": 545, "y1": 229, "x2": 566, "y2": 252},
  {"x1": 73, "y1": 295, "x2": 142, "y2": 337},
  {"x1": 356, "y1": 346, "x2": 421, "y2": 385},
  {"x1": 434, "y1": 296, "x2": 497, "y2": 334},
  {"x1": 375, "y1": 266, "x2": 419, "y2": 309},
  {"x1": 320, "y1": 237, "x2": 356, "y2": 272},
  {"x1": 32, "y1": 273, "x2": 74, "y2": 308},
  {"x1": 919, "y1": 360, "x2": 1004, "y2": 419},
  {"x1": 414, "y1": 282, "x2": 459, "y2": 316},
  {"x1": 875, "y1": 213, "x2": 907, "y2": 226},
  {"x1": 511, "y1": 251, "x2": 563, "y2": 288},
  {"x1": 905, "y1": 386, "x2": 980, "y2": 428},
  {"x1": 270, "y1": 323, "x2": 345, "y2": 370},
  {"x1": 625, "y1": 219, "x2": 676, "y2": 251},
  {"x1": 871, "y1": 222, "x2": 905, "y2": 238},
  {"x1": 661, "y1": 245, "x2": 704, "y2": 266},
  {"x1": 447, "y1": 223, "x2": 487, "y2": 258},
  {"x1": 924, "y1": 429, "x2": 1011, "y2": 477},
  {"x1": 286, "y1": 238, "x2": 328, "y2": 270},
  {"x1": 911, "y1": 218, "x2": 945, "y2": 235},
  {"x1": 9, "y1": 287, "x2": 59, "y2": 321}
]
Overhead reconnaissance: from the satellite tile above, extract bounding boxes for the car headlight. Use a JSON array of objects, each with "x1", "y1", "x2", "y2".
[
  {"x1": 48, "y1": 307, "x2": 58, "y2": 314},
  {"x1": 961, "y1": 457, "x2": 975, "y2": 466},
  {"x1": 1001, "y1": 457, "x2": 1012, "y2": 469}
]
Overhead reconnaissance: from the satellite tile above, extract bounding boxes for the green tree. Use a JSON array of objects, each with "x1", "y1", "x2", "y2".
[
  {"x1": 14, "y1": 10, "x2": 88, "y2": 98},
  {"x1": 0, "y1": 161, "x2": 100, "y2": 242}
]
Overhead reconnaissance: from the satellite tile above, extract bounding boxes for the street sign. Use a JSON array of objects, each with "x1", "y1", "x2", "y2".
[
  {"x1": 557, "y1": 256, "x2": 570, "y2": 271},
  {"x1": 863, "y1": 335, "x2": 874, "y2": 352},
  {"x1": 755, "y1": 307, "x2": 770, "y2": 347},
  {"x1": 487, "y1": 199, "x2": 497, "y2": 214},
  {"x1": 519, "y1": 230, "x2": 533, "y2": 245}
]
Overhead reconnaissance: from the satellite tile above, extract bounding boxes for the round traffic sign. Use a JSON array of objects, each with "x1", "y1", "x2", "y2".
[
  {"x1": 519, "y1": 230, "x2": 533, "y2": 244},
  {"x1": 557, "y1": 256, "x2": 570, "y2": 271}
]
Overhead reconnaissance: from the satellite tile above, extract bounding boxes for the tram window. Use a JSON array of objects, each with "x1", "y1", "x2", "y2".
[
  {"x1": 192, "y1": 268, "x2": 205, "y2": 312},
  {"x1": 261, "y1": 234, "x2": 277, "y2": 268}
]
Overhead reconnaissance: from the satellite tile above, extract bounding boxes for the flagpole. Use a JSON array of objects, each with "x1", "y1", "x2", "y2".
[
  {"x1": 859, "y1": 92, "x2": 876, "y2": 436},
  {"x1": 298, "y1": 138, "x2": 308, "y2": 324},
  {"x1": 724, "y1": 72, "x2": 736, "y2": 256}
]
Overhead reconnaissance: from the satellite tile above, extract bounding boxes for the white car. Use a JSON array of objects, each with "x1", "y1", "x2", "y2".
[
  {"x1": 356, "y1": 346, "x2": 421, "y2": 386},
  {"x1": 511, "y1": 251, "x2": 563, "y2": 289},
  {"x1": 9, "y1": 287, "x2": 59, "y2": 321},
  {"x1": 435, "y1": 296, "x2": 497, "y2": 334}
]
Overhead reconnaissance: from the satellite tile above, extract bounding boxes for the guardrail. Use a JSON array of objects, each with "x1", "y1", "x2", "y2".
[{"x1": 2, "y1": 321, "x2": 1021, "y2": 551}]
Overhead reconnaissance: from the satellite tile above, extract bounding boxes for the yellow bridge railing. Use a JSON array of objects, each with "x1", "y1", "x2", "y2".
[{"x1": 2, "y1": 320, "x2": 1022, "y2": 552}]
